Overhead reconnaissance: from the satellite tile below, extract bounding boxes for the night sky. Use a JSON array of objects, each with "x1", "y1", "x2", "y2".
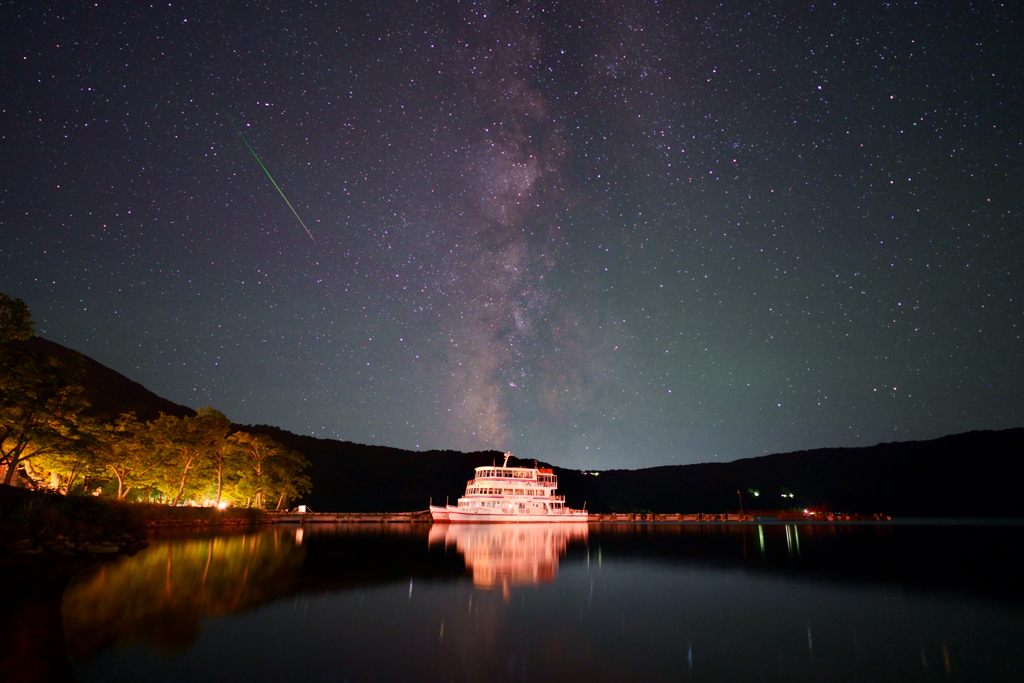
[{"x1": 2, "y1": 1, "x2": 1021, "y2": 469}]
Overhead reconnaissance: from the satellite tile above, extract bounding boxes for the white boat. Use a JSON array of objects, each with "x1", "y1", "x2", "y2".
[
  {"x1": 431, "y1": 453, "x2": 588, "y2": 523},
  {"x1": 428, "y1": 498, "x2": 450, "y2": 521}
]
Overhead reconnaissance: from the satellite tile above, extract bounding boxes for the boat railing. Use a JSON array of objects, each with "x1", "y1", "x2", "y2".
[{"x1": 470, "y1": 479, "x2": 553, "y2": 488}]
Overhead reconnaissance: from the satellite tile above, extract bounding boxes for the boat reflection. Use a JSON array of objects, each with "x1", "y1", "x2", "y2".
[{"x1": 429, "y1": 522, "x2": 588, "y2": 590}]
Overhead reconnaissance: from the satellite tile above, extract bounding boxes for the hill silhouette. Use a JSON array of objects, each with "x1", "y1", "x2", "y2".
[
  {"x1": 14, "y1": 337, "x2": 196, "y2": 422},
  {"x1": 240, "y1": 425, "x2": 1024, "y2": 517},
  {"x1": 18, "y1": 337, "x2": 1024, "y2": 516}
]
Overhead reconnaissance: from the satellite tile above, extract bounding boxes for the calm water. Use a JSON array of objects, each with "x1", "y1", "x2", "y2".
[{"x1": 63, "y1": 522, "x2": 1024, "y2": 682}]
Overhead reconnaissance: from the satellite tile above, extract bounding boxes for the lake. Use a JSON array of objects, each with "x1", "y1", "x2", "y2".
[{"x1": 63, "y1": 521, "x2": 1024, "y2": 681}]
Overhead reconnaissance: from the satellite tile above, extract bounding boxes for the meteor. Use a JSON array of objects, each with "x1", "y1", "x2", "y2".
[{"x1": 221, "y1": 107, "x2": 315, "y2": 242}]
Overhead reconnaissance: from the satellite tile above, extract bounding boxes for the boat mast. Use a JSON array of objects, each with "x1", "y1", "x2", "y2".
[{"x1": 503, "y1": 452, "x2": 512, "y2": 467}]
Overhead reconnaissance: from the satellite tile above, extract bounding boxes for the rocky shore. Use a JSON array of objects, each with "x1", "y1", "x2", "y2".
[
  {"x1": 1, "y1": 486, "x2": 149, "y2": 564},
  {"x1": 1, "y1": 486, "x2": 272, "y2": 559},
  {"x1": 0, "y1": 485, "x2": 269, "y2": 682}
]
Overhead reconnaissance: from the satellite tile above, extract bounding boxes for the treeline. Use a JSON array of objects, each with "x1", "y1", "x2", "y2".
[{"x1": 0, "y1": 293, "x2": 310, "y2": 509}]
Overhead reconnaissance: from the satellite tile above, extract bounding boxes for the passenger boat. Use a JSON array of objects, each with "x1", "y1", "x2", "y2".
[
  {"x1": 428, "y1": 498, "x2": 450, "y2": 521},
  {"x1": 431, "y1": 453, "x2": 588, "y2": 523}
]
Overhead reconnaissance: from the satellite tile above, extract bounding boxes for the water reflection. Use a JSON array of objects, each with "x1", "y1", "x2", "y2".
[
  {"x1": 63, "y1": 522, "x2": 1024, "y2": 682},
  {"x1": 428, "y1": 523, "x2": 588, "y2": 590},
  {"x1": 62, "y1": 529, "x2": 304, "y2": 659}
]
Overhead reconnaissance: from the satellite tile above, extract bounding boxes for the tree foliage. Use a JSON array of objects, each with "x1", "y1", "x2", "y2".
[
  {"x1": 230, "y1": 431, "x2": 312, "y2": 509},
  {"x1": 2, "y1": 294, "x2": 313, "y2": 508},
  {"x1": 86, "y1": 413, "x2": 164, "y2": 499},
  {"x1": 0, "y1": 293, "x2": 35, "y2": 343},
  {"x1": 0, "y1": 346, "x2": 90, "y2": 485}
]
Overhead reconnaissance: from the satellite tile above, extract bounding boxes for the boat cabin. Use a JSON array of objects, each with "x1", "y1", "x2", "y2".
[{"x1": 474, "y1": 466, "x2": 557, "y2": 486}]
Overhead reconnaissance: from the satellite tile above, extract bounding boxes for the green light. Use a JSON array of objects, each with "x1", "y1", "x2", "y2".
[{"x1": 221, "y1": 106, "x2": 315, "y2": 242}]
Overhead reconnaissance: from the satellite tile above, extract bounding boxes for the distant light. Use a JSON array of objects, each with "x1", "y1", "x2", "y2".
[{"x1": 217, "y1": 502, "x2": 228, "y2": 509}]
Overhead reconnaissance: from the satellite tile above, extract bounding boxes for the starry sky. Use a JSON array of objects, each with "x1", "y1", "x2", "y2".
[{"x1": 2, "y1": 1, "x2": 1021, "y2": 469}]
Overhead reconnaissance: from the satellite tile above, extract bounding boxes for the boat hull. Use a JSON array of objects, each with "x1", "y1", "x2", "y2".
[
  {"x1": 447, "y1": 509, "x2": 588, "y2": 524},
  {"x1": 429, "y1": 505, "x2": 451, "y2": 522}
]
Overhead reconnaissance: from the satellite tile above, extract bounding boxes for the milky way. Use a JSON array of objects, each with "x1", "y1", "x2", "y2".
[{"x1": 1, "y1": 1, "x2": 1021, "y2": 468}]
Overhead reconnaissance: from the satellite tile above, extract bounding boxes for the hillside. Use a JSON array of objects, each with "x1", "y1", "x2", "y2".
[
  {"x1": 18, "y1": 336, "x2": 1024, "y2": 516},
  {"x1": 551, "y1": 428, "x2": 1024, "y2": 517},
  {"x1": 233, "y1": 424, "x2": 509, "y2": 512},
  {"x1": 243, "y1": 425, "x2": 1024, "y2": 517},
  {"x1": 14, "y1": 337, "x2": 195, "y2": 422}
]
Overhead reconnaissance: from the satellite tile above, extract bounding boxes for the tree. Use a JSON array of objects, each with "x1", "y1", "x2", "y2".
[
  {"x1": 86, "y1": 413, "x2": 165, "y2": 500},
  {"x1": 230, "y1": 431, "x2": 311, "y2": 509},
  {"x1": 194, "y1": 407, "x2": 233, "y2": 506},
  {"x1": 269, "y1": 450, "x2": 312, "y2": 510},
  {"x1": 31, "y1": 433, "x2": 101, "y2": 494},
  {"x1": 1, "y1": 294, "x2": 89, "y2": 486},
  {"x1": 150, "y1": 408, "x2": 233, "y2": 506},
  {"x1": 267, "y1": 442, "x2": 312, "y2": 511},
  {"x1": 0, "y1": 346, "x2": 90, "y2": 486},
  {"x1": 0, "y1": 293, "x2": 35, "y2": 343},
  {"x1": 150, "y1": 413, "x2": 207, "y2": 506}
]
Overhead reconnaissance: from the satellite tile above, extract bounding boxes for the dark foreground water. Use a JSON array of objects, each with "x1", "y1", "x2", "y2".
[{"x1": 63, "y1": 522, "x2": 1024, "y2": 682}]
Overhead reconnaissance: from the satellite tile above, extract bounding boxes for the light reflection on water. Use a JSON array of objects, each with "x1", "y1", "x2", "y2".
[
  {"x1": 64, "y1": 522, "x2": 1024, "y2": 682},
  {"x1": 429, "y1": 522, "x2": 588, "y2": 591},
  {"x1": 62, "y1": 529, "x2": 305, "y2": 658}
]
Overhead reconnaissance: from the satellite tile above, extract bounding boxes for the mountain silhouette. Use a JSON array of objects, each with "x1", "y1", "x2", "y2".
[{"x1": 16, "y1": 337, "x2": 1023, "y2": 516}]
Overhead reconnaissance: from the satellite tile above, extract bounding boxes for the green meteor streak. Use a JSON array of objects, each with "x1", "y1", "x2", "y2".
[{"x1": 222, "y1": 110, "x2": 315, "y2": 242}]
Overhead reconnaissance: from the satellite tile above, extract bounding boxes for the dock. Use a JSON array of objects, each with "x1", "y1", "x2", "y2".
[
  {"x1": 270, "y1": 511, "x2": 889, "y2": 523},
  {"x1": 270, "y1": 511, "x2": 433, "y2": 523},
  {"x1": 587, "y1": 513, "x2": 890, "y2": 522}
]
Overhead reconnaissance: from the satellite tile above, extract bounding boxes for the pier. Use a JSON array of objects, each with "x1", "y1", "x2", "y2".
[
  {"x1": 270, "y1": 511, "x2": 890, "y2": 523},
  {"x1": 270, "y1": 511, "x2": 433, "y2": 523}
]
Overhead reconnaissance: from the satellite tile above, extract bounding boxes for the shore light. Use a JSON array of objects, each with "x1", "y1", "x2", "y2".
[{"x1": 217, "y1": 502, "x2": 228, "y2": 509}]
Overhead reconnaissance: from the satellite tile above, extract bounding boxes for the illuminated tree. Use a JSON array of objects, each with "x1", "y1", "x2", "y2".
[
  {"x1": 150, "y1": 408, "x2": 234, "y2": 506},
  {"x1": 0, "y1": 346, "x2": 90, "y2": 486},
  {"x1": 1, "y1": 294, "x2": 90, "y2": 486},
  {"x1": 267, "y1": 444, "x2": 312, "y2": 511},
  {"x1": 150, "y1": 413, "x2": 208, "y2": 505},
  {"x1": 84, "y1": 413, "x2": 166, "y2": 500},
  {"x1": 195, "y1": 407, "x2": 234, "y2": 506},
  {"x1": 31, "y1": 433, "x2": 101, "y2": 494},
  {"x1": 229, "y1": 431, "x2": 310, "y2": 509}
]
